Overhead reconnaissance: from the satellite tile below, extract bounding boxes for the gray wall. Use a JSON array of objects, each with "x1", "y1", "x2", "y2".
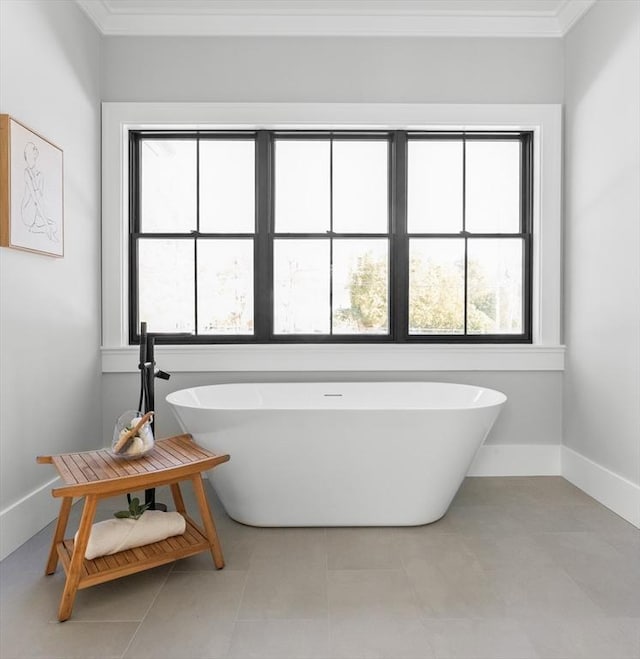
[
  {"x1": 102, "y1": 36, "x2": 563, "y2": 103},
  {"x1": 563, "y1": 0, "x2": 640, "y2": 484},
  {"x1": 103, "y1": 371, "x2": 562, "y2": 451},
  {"x1": 0, "y1": 0, "x2": 102, "y2": 552},
  {"x1": 100, "y1": 34, "x2": 565, "y2": 452}
]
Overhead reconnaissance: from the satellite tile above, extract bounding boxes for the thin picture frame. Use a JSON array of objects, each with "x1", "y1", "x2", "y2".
[{"x1": 0, "y1": 114, "x2": 64, "y2": 257}]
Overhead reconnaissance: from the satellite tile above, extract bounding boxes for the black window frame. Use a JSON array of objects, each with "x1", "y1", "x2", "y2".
[{"x1": 128, "y1": 129, "x2": 533, "y2": 345}]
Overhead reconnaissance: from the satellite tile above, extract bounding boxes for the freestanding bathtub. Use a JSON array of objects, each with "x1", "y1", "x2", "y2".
[{"x1": 166, "y1": 382, "x2": 506, "y2": 527}]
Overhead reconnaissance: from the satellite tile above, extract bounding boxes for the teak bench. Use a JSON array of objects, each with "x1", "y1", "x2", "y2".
[{"x1": 37, "y1": 434, "x2": 229, "y2": 621}]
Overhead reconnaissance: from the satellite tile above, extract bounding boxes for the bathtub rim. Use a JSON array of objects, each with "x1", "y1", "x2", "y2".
[{"x1": 165, "y1": 381, "x2": 507, "y2": 411}]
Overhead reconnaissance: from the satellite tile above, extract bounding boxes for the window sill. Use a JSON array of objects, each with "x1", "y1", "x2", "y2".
[{"x1": 101, "y1": 344, "x2": 565, "y2": 373}]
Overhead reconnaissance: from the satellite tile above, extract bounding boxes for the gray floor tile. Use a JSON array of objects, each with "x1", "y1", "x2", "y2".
[
  {"x1": 506, "y1": 504, "x2": 594, "y2": 533},
  {"x1": 0, "y1": 569, "x2": 76, "y2": 626},
  {"x1": 460, "y1": 533, "x2": 557, "y2": 570},
  {"x1": 0, "y1": 524, "x2": 57, "y2": 576},
  {"x1": 444, "y1": 504, "x2": 529, "y2": 536},
  {"x1": 125, "y1": 621, "x2": 236, "y2": 659},
  {"x1": 328, "y1": 570, "x2": 422, "y2": 620},
  {"x1": 63, "y1": 565, "x2": 171, "y2": 622},
  {"x1": 0, "y1": 560, "x2": 166, "y2": 626},
  {"x1": 522, "y1": 617, "x2": 640, "y2": 659},
  {"x1": 238, "y1": 558, "x2": 327, "y2": 620},
  {"x1": 123, "y1": 571, "x2": 246, "y2": 658},
  {"x1": 489, "y1": 565, "x2": 605, "y2": 619},
  {"x1": 573, "y1": 503, "x2": 640, "y2": 537},
  {"x1": 452, "y1": 477, "x2": 540, "y2": 507},
  {"x1": 421, "y1": 618, "x2": 538, "y2": 659},
  {"x1": 227, "y1": 619, "x2": 329, "y2": 658},
  {"x1": 251, "y1": 527, "x2": 327, "y2": 569},
  {"x1": 327, "y1": 528, "x2": 402, "y2": 570},
  {"x1": 534, "y1": 530, "x2": 622, "y2": 560},
  {"x1": 562, "y1": 562, "x2": 640, "y2": 617},
  {"x1": 2, "y1": 476, "x2": 637, "y2": 659},
  {"x1": 603, "y1": 531, "x2": 640, "y2": 564},
  {"x1": 517, "y1": 476, "x2": 597, "y2": 506},
  {"x1": 405, "y1": 556, "x2": 505, "y2": 618},
  {"x1": 0, "y1": 621, "x2": 139, "y2": 659},
  {"x1": 66, "y1": 565, "x2": 172, "y2": 622},
  {"x1": 396, "y1": 529, "x2": 479, "y2": 569},
  {"x1": 330, "y1": 617, "x2": 437, "y2": 659},
  {"x1": 533, "y1": 532, "x2": 640, "y2": 616}
]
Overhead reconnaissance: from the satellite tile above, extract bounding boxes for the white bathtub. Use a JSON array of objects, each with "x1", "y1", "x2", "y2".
[{"x1": 166, "y1": 382, "x2": 506, "y2": 527}]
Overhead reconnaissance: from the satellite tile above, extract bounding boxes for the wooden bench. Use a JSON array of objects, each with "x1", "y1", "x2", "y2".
[{"x1": 37, "y1": 434, "x2": 229, "y2": 621}]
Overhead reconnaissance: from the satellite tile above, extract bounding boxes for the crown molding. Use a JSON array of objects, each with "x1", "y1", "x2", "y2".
[
  {"x1": 76, "y1": 0, "x2": 597, "y2": 38},
  {"x1": 555, "y1": 0, "x2": 597, "y2": 35},
  {"x1": 78, "y1": 0, "x2": 112, "y2": 31}
]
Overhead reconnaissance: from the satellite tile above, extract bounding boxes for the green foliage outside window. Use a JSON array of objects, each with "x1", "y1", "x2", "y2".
[{"x1": 336, "y1": 252, "x2": 520, "y2": 335}]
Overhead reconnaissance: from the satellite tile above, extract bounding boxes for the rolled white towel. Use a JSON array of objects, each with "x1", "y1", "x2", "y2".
[{"x1": 76, "y1": 511, "x2": 186, "y2": 560}]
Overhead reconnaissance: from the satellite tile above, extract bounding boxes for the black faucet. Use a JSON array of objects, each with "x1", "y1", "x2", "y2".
[{"x1": 138, "y1": 321, "x2": 171, "y2": 511}]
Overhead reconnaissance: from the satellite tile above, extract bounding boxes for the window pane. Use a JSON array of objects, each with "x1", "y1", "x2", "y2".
[
  {"x1": 141, "y1": 140, "x2": 196, "y2": 233},
  {"x1": 275, "y1": 140, "x2": 330, "y2": 232},
  {"x1": 138, "y1": 239, "x2": 194, "y2": 333},
  {"x1": 467, "y1": 239, "x2": 523, "y2": 334},
  {"x1": 274, "y1": 239, "x2": 330, "y2": 334},
  {"x1": 408, "y1": 140, "x2": 463, "y2": 233},
  {"x1": 199, "y1": 140, "x2": 255, "y2": 233},
  {"x1": 333, "y1": 141, "x2": 388, "y2": 233},
  {"x1": 466, "y1": 140, "x2": 520, "y2": 233},
  {"x1": 333, "y1": 239, "x2": 389, "y2": 334},
  {"x1": 197, "y1": 240, "x2": 254, "y2": 335},
  {"x1": 409, "y1": 239, "x2": 464, "y2": 335}
]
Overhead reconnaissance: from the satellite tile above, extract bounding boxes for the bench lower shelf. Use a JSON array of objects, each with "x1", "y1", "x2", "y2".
[{"x1": 57, "y1": 516, "x2": 210, "y2": 589}]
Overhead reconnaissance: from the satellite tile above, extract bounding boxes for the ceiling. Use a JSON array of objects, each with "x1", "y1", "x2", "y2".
[{"x1": 76, "y1": 0, "x2": 596, "y2": 37}]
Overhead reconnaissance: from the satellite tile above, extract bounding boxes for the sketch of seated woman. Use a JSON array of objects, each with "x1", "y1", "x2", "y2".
[{"x1": 21, "y1": 142, "x2": 58, "y2": 242}]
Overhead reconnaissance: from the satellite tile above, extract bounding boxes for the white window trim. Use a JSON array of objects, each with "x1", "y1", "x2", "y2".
[{"x1": 102, "y1": 102, "x2": 563, "y2": 373}]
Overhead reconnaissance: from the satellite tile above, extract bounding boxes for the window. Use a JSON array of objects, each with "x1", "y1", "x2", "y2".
[
  {"x1": 129, "y1": 130, "x2": 532, "y2": 344},
  {"x1": 132, "y1": 134, "x2": 255, "y2": 337},
  {"x1": 406, "y1": 135, "x2": 530, "y2": 337},
  {"x1": 272, "y1": 136, "x2": 390, "y2": 336}
]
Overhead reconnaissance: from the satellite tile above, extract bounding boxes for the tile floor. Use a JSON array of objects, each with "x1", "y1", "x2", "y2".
[{"x1": 0, "y1": 477, "x2": 638, "y2": 659}]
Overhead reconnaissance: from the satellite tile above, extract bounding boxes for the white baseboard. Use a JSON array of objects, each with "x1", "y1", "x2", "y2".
[
  {"x1": 469, "y1": 443, "x2": 561, "y2": 476},
  {"x1": 0, "y1": 477, "x2": 61, "y2": 561},
  {"x1": 561, "y1": 446, "x2": 640, "y2": 528}
]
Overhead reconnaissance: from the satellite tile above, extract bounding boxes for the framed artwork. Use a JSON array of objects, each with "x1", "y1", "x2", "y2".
[{"x1": 0, "y1": 114, "x2": 64, "y2": 257}]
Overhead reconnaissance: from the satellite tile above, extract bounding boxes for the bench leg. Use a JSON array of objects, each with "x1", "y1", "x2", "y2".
[
  {"x1": 191, "y1": 475, "x2": 224, "y2": 569},
  {"x1": 46, "y1": 497, "x2": 73, "y2": 575},
  {"x1": 170, "y1": 482, "x2": 186, "y2": 514},
  {"x1": 58, "y1": 495, "x2": 97, "y2": 622}
]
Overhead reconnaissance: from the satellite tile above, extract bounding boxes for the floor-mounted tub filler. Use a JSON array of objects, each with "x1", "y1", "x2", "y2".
[{"x1": 166, "y1": 382, "x2": 506, "y2": 527}]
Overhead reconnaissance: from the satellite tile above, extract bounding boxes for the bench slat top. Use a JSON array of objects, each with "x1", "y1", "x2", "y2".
[{"x1": 38, "y1": 434, "x2": 228, "y2": 495}]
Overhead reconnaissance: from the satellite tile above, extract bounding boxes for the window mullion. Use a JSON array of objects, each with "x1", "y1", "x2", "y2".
[
  {"x1": 255, "y1": 130, "x2": 272, "y2": 341},
  {"x1": 391, "y1": 131, "x2": 408, "y2": 342},
  {"x1": 329, "y1": 136, "x2": 334, "y2": 336},
  {"x1": 194, "y1": 137, "x2": 200, "y2": 336},
  {"x1": 462, "y1": 135, "x2": 468, "y2": 335}
]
